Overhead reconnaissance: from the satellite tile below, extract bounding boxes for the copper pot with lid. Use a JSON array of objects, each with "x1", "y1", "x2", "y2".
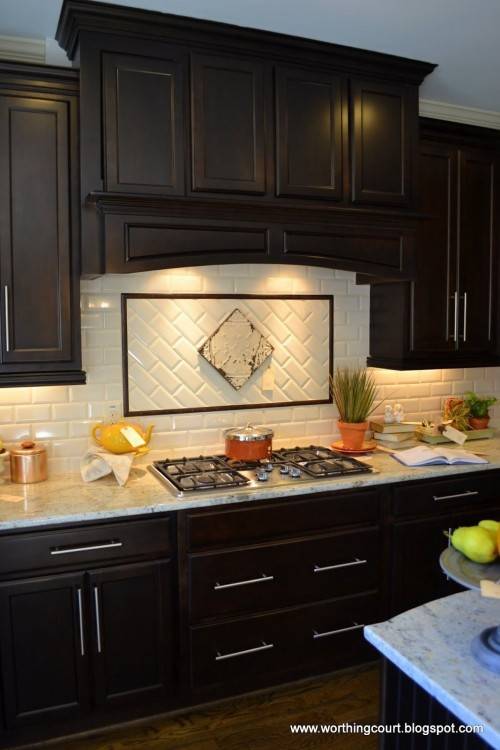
[
  {"x1": 10, "y1": 441, "x2": 48, "y2": 484},
  {"x1": 224, "y1": 424, "x2": 273, "y2": 461}
]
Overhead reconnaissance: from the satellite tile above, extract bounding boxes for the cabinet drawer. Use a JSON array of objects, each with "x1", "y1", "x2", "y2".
[
  {"x1": 189, "y1": 528, "x2": 379, "y2": 622},
  {"x1": 0, "y1": 518, "x2": 171, "y2": 576},
  {"x1": 190, "y1": 592, "x2": 379, "y2": 691},
  {"x1": 186, "y1": 489, "x2": 381, "y2": 551},
  {"x1": 392, "y1": 472, "x2": 500, "y2": 518}
]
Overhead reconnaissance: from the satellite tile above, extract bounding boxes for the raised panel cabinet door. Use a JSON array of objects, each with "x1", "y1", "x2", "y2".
[
  {"x1": 0, "y1": 96, "x2": 73, "y2": 364},
  {"x1": 275, "y1": 67, "x2": 343, "y2": 199},
  {"x1": 351, "y1": 79, "x2": 413, "y2": 206},
  {"x1": 410, "y1": 142, "x2": 458, "y2": 354},
  {"x1": 89, "y1": 561, "x2": 173, "y2": 707},
  {"x1": 0, "y1": 572, "x2": 90, "y2": 728},
  {"x1": 103, "y1": 52, "x2": 185, "y2": 195},
  {"x1": 458, "y1": 148, "x2": 497, "y2": 354},
  {"x1": 191, "y1": 53, "x2": 266, "y2": 194}
]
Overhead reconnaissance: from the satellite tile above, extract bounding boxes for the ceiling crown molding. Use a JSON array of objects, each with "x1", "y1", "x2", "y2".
[
  {"x1": 420, "y1": 98, "x2": 500, "y2": 130},
  {"x1": 0, "y1": 35, "x2": 45, "y2": 64}
]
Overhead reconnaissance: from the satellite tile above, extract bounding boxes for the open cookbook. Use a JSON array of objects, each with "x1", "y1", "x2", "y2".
[{"x1": 391, "y1": 445, "x2": 488, "y2": 467}]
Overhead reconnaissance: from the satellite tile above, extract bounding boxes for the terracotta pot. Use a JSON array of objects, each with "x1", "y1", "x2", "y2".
[
  {"x1": 338, "y1": 420, "x2": 368, "y2": 450},
  {"x1": 469, "y1": 416, "x2": 490, "y2": 430}
]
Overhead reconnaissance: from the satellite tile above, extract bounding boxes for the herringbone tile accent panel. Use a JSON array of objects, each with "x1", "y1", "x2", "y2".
[{"x1": 126, "y1": 297, "x2": 332, "y2": 413}]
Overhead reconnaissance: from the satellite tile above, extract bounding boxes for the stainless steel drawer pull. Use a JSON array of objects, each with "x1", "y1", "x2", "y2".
[
  {"x1": 313, "y1": 622, "x2": 364, "y2": 640},
  {"x1": 432, "y1": 490, "x2": 479, "y2": 502},
  {"x1": 50, "y1": 541, "x2": 123, "y2": 555},
  {"x1": 314, "y1": 558, "x2": 367, "y2": 573},
  {"x1": 215, "y1": 641, "x2": 274, "y2": 661},
  {"x1": 77, "y1": 588, "x2": 85, "y2": 657},
  {"x1": 453, "y1": 290, "x2": 458, "y2": 343},
  {"x1": 93, "y1": 586, "x2": 102, "y2": 654},
  {"x1": 463, "y1": 291, "x2": 468, "y2": 343},
  {"x1": 214, "y1": 573, "x2": 274, "y2": 590},
  {"x1": 4, "y1": 286, "x2": 10, "y2": 352}
]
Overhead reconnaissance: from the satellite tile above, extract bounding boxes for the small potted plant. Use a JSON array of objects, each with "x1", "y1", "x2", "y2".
[
  {"x1": 464, "y1": 391, "x2": 497, "y2": 430},
  {"x1": 331, "y1": 367, "x2": 379, "y2": 450}
]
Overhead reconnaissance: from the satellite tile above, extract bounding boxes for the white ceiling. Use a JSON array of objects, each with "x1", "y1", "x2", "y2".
[{"x1": 1, "y1": 0, "x2": 500, "y2": 112}]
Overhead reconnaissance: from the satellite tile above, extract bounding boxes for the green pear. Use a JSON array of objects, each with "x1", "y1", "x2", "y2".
[{"x1": 451, "y1": 526, "x2": 498, "y2": 564}]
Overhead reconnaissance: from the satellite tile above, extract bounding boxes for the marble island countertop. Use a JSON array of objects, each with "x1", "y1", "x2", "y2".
[
  {"x1": 0, "y1": 437, "x2": 500, "y2": 531},
  {"x1": 365, "y1": 590, "x2": 500, "y2": 749}
]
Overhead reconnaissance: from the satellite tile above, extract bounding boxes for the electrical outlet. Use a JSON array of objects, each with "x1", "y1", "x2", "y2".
[{"x1": 104, "y1": 403, "x2": 120, "y2": 423}]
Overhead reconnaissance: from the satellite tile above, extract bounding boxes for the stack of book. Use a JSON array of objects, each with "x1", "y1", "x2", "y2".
[{"x1": 370, "y1": 421, "x2": 417, "y2": 449}]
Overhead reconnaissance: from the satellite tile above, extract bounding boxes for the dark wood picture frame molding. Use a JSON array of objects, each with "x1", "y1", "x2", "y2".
[{"x1": 121, "y1": 293, "x2": 334, "y2": 416}]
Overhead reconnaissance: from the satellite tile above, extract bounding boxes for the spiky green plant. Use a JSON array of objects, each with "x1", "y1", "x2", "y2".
[{"x1": 330, "y1": 367, "x2": 379, "y2": 423}]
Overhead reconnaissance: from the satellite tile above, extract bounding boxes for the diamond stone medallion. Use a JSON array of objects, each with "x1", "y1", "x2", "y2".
[{"x1": 198, "y1": 308, "x2": 274, "y2": 390}]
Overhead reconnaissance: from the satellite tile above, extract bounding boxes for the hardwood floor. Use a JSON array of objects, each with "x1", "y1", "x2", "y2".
[{"x1": 38, "y1": 664, "x2": 380, "y2": 750}]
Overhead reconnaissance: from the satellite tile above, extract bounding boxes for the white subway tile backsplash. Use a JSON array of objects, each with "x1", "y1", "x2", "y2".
[
  {"x1": 52, "y1": 403, "x2": 88, "y2": 421},
  {"x1": 15, "y1": 405, "x2": 51, "y2": 423},
  {"x1": 0, "y1": 264, "x2": 497, "y2": 468},
  {"x1": 0, "y1": 423, "x2": 30, "y2": 442},
  {"x1": 32, "y1": 387, "x2": 69, "y2": 404},
  {"x1": 33, "y1": 422, "x2": 68, "y2": 440}
]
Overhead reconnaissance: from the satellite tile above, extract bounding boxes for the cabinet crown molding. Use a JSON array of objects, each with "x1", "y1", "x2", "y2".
[
  {"x1": 56, "y1": 0, "x2": 436, "y2": 83},
  {"x1": 420, "y1": 98, "x2": 500, "y2": 130}
]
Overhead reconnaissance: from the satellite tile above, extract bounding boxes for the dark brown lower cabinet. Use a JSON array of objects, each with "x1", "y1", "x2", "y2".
[
  {"x1": 0, "y1": 560, "x2": 173, "y2": 735},
  {"x1": 0, "y1": 572, "x2": 90, "y2": 728},
  {"x1": 90, "y1": 561, "x2": 173, "y2": 707},
  {"x1": 391, "y1": 511, "x2": 486, "y2": 615},
  {"x1": 1, "y1": 472, "x2": 500, "y2": 746}
]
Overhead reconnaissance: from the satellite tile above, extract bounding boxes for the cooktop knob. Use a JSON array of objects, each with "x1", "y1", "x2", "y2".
[
  {"x1": 255, "y1": 469, "x2": 269, "y2": 481},
  {"x1": 289, "y1": 466, "x2": 302, "y2": 478},
  {"x1": 279, "y1": 464, "x2": 289, "y2": 475}
]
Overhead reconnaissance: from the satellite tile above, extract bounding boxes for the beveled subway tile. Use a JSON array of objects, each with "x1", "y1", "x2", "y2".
[
  {"x1": 15, "y1": 405, "x2": 51, "y2": 423},
  {"x1": 31, "y1": 386, "x2": 69, "y2": 404},
  {"x1": 0, "y1": 423, "x2": 31, "y2": 442},
  {"x1": 33, "y1": 422, "x2": 68, "y2": 440}
]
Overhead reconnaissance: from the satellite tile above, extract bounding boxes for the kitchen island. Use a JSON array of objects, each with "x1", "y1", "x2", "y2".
[{"x1": 365, "y1": 591, "x2": 500, "y2": 749}]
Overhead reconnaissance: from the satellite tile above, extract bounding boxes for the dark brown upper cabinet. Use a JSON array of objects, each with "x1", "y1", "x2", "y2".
[
  {"x1": 275, "y1": 67, "x2": 343, "y2": 200},
  {"x1": 0, "y1": 63, "x2": 84, "y2": 386},
  {"x1": 351, "y1": 79, "x2": 414, "y2": 206},
  {"x1": 368, "y1": 119, "x2": 500, "y2": 369},
  {"x1": 56, "y1": 0, "x2": 435, "y2": 277},
  {"x1": 191, "y1": 54, "x2": 266, "y2": 194},
  {"x1": 103, "y1": 52, "x2": 185, "y2": 195}
]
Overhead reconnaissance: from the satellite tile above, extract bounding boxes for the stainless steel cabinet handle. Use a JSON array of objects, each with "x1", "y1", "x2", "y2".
[
  {"x1": 4, "y1": 286, "x2": 9, "y2": 352},
  {"x1": 433, "y1": 490, "x2": 479, "y2": 502},
  {"x1": 93, "y1": 586, "x2": 102, "y2": 653},
  {"x1": 214, "y1": 573, "x2": 274, "y2": 590},
  {"x1": 313, "y1": 622, "x2": 364, "y2": 640},
  {"x1": 77, "y1": 588, "x2": 85, "y2": 657},
  {"x1": 215, "y1": 641, "x2": 274, "y2": 661},
  {"x1": 50, "y1": 541, "x2": 123, "y2": 556},
  {"x1": 453, "y1": 290, "x2": 458, "y2": 343},
  {"x1": 314, "y1": 558, "x2": 367, "y2": 573},
  {"x1": 463, "y1": 291, "x2": 468, "y2": 342}
]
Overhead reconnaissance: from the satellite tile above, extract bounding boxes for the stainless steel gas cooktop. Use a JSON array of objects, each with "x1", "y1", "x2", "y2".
[{"x1": 149, "y1": 446, "x2": 373, "y2": 498}]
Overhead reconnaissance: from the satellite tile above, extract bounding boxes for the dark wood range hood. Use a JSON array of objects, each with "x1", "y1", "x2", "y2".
[{"x1": 57, "y1": 0, "x2": 436, "y2": 279}]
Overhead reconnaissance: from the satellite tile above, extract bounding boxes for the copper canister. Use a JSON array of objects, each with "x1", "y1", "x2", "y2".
[{"x1": 10, "y1": 441, "x2": 48, "y2": 483}]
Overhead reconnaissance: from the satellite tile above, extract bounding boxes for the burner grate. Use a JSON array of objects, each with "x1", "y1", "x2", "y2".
[{"x1": 152, "y1": 457, "x2": 250, "y2": 493}]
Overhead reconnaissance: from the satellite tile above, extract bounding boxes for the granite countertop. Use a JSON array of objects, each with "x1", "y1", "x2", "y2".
[
  {"x1": 364, "y1": 590, "x2": 500, "y2": 749},
  {"x1": 0, "y1": 437, "x2": 499, "y2": 531}
]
